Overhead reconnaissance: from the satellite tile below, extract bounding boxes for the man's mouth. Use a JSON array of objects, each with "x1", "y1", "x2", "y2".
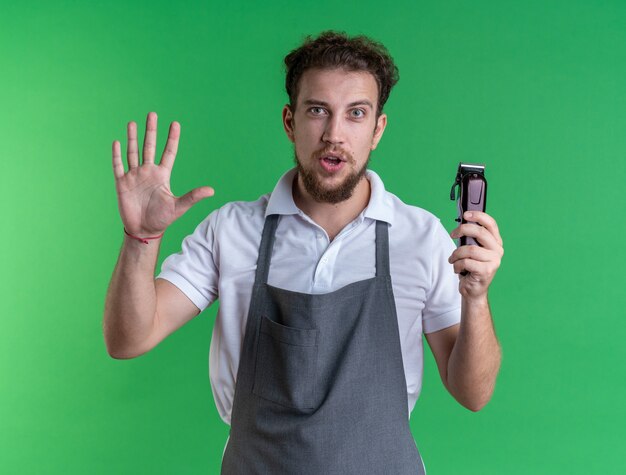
[
  {"x1": 319, "y1": 154, "x2": 346, "y2": 173},
  {"x1": 322, "y1": 155, "x2": 344, "y2": 165}
]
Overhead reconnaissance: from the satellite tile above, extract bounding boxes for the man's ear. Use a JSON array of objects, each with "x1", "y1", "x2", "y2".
[
  {"x1": 282, "y1": 104, "x2": 295, "y2": 143},
  {"x1": 371, "y1": 113, "x2": 387, "y2": 150}
]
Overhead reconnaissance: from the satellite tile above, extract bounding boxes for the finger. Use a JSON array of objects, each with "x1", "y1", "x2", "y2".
[
  {"x1": 112, "y1": 140, "x2": 125, "y2": 179},
  {"x1": 464, "y1": 211, "x2": 503, "y2": 246},
  {"x1": 142, "y1": 112, "x2": 158, "y2": 165},
  {"x1": 453, "y1": 258, "x2": 484, "y2": 276},
  {"x1": 160, "y1": 121, "x2": 180, "y2": 170},
  {"x1": 126, "y1": 121, "x2": 139, "y2": 169},
  {"x1": 174, "y1": 186, "x2": 215, "y2": 220},
  {"x1": 448, "y1": 245, "x2": 494, "y2": 264},
  {"x1": 451, "y1": 223, "x2": 499, "y2": 250}
]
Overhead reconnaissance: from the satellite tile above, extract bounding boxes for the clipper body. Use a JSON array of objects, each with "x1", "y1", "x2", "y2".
[{"x1": 450, "y1": 163, "x2": 487, "y2": 247}]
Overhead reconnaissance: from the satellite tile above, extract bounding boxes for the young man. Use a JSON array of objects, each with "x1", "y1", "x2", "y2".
[{"x1": 105, "y1": 31, "x2": 503, "y2": 474}]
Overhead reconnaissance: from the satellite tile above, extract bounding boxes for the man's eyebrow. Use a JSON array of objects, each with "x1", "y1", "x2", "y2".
[{"x1": 302, "y1": 99, "x2": 374, "y2": 109}]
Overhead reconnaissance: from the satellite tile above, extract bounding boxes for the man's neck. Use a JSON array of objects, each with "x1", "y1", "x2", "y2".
[{"x1": 292, "y1": 173, "x2": 371, "y2": 241}]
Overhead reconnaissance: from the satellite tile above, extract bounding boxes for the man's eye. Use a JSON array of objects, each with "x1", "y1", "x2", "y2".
[
  {"x1": 351, "y1": 109, "x2": 365, "y2": 118},
  {"x1": 310, "y1": 107, "x2": 325, "y2": 115}
]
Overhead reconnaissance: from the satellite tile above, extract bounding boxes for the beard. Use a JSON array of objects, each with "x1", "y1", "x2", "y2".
[{"x1": 293, "y1": 148, "x2": 370, "y2": 204}]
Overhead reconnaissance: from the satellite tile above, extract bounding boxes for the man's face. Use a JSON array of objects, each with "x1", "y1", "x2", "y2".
[{"x1": 282, "y1": 68, "x2": 387, "y2": 204}]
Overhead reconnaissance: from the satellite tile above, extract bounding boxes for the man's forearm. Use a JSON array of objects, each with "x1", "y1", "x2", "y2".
[
  {"x1": 446, "y1": 296, "x2": 501, "y2": 411},
  {"x1": 103, "y1": 235, "x2": 162, "y2": 358}
]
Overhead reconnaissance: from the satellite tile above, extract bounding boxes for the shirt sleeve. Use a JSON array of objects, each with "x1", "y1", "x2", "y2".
[
  {"x1": 422, "y1": 219, "x2": 461, "y2": 334},
  {"x1": 155, "y1": 209, "x2": 220, "y2": 312}
]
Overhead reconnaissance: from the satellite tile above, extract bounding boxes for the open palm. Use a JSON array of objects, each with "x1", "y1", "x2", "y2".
[{"x1": 112, "y1": 112, "x2": 214, "y2": 237}]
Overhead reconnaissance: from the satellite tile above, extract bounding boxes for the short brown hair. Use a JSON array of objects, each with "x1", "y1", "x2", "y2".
[{"x1": 284, "y1": 30, "x2": 399, "y2": 118}]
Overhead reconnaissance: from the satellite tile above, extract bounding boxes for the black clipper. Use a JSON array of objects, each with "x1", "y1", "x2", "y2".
[{"x1": 450, "y1": 163, "x2": 487, "y2": 247}]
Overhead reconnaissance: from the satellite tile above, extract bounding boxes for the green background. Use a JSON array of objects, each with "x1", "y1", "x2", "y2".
[{"x1": 1, "y1": 0, "x2": 625, "y2": 473}]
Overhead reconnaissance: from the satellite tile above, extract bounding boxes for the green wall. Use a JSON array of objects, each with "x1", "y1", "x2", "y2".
[{"x1": 1, "y1": 1, "x2": 624, "y2": 473}]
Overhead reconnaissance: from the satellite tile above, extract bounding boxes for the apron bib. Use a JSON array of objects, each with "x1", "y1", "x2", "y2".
[{"x1": 221, "y1": 214, "x2": 425, "y2": 474}]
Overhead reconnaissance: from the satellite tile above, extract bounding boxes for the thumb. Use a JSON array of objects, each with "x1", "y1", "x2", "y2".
[{"x1": 174, "y1": 186, "x2": 215, "y2": 219}]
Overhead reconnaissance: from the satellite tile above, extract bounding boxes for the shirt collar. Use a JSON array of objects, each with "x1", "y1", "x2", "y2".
[
  {"x1": 265, "y1": 167, "x2": 395, "y2": 226},
  {"x1": 363, "y1": 168, "x2": 395, "y2": 226},
  {"x1": 265, "y1": 168, "x2": 301, "y2": 217}
]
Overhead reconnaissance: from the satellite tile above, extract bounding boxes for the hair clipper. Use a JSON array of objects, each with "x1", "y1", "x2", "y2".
[{"x1": 450, "y1": 163, "x2": 487, "y2": 247}]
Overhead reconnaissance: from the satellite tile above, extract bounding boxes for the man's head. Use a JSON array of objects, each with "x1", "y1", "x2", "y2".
[{"x1": 282, "y1": 31, "x2": 400, "y2": 204}]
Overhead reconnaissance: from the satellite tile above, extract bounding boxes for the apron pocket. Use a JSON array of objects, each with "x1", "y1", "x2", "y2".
[{"x1": 253, "y1": 315, "x2": 319, "y2": 410}]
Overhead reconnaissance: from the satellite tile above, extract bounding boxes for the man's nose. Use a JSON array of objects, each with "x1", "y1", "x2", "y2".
[{"x1": 322, "y1": 115, "x2": 345, "y2": 144}]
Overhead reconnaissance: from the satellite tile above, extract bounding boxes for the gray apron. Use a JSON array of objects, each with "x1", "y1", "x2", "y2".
[{"x1": 221, "y1": 214, "x2": 426, "y2": 474}]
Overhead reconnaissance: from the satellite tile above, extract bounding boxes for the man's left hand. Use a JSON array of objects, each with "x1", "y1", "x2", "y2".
[{"x1": 448, "y1": 211, "x2": 504, "y2": 301}]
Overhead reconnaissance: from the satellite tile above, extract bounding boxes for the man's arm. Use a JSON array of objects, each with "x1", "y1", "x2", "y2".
[
  {"x1": 103, "y1": 235, "x2": 201, "y2": 359},
  {"x1": 103, "y1": 112, "x2": 213, "y2": 359},
  {"x1": 425, "y1": 211, "x2": 503, "y2": 411},
  {"x1": 425, "y1": 301, "x2": 501, "y2": 411}
]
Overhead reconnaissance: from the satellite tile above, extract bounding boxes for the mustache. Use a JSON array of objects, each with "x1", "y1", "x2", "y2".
[{"x1": 312, "y1": 147, "x2": 353, "y2": 163}]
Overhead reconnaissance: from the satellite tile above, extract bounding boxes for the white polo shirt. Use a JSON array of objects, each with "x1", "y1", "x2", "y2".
[{"x1": 157, "y1": 167, "x2": 461, "y2": 425}]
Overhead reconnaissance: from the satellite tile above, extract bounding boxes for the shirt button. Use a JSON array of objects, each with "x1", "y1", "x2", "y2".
[{"x1": 317, "y1": 233, "x2": 323, "y2": 239}]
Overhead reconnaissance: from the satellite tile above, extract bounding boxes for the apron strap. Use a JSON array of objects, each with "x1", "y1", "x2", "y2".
[
  {"x1": 255, "y1": 214, "x2": 280, "y2": 285},
  {"x1": 375, "y1": 220, "x2": 390, "y2": 278}
]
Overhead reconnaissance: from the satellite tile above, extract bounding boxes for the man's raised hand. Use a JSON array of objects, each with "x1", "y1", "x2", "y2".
[{"x1": 111, "y1": 112, "x2": 214, "y2": 238}]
